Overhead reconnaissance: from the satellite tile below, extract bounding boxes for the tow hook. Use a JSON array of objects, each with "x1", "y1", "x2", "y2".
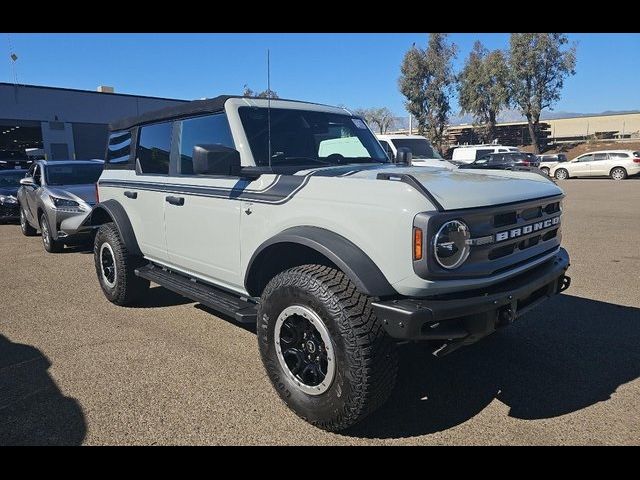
[
  {"x1": 496, "y1": 306, "x2": 515, "y2": 328},
  {"x1": 558, "y1": 275, "x2": 571, "y2": 293}
]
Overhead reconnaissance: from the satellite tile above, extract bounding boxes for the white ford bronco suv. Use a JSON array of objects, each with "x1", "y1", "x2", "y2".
[{"x1": 87, "y1": 96, "x2": 571, "y2": 431}]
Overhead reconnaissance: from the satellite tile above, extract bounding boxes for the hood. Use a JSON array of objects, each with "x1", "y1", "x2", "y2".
[
  {"x1": 47, "y1": 184, "x2": 97, "y2": 205},
  {"x1": 303, "y1": 164, "x2": 563, "y2": 210},
  {"x1": 0, "y1": 186, "x2": 18, "y2": 197}
]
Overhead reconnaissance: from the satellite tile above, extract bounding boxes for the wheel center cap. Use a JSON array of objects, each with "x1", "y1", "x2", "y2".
[{"x1": 306, "y1": 340, "x2": 316, "y2": 353}]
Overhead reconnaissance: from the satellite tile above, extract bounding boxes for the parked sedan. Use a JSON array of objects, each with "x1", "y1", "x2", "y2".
[
  {"x1": 458, "y1": 152, "x2": 540, "y2": 171},
  {"x1": 17, "y1": 160, "x2": 104, "y2": 252},
  {"x1": 0, "y1": 169, "x2": 27, "y2": 222},
  {"x1": 550, "y1": 150, "x2": 640, "y2": 180},
  {"x1": 537, "y1": 153, "x2": 568, "y2": 175}
]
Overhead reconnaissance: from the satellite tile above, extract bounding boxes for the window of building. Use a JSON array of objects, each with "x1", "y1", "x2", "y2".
[
  {"x1": 137, "y1": 122, "x2": 172, "y2": 175},
  {"x1": 177, "y1": 114, "x2": 234, "y2": 174}
]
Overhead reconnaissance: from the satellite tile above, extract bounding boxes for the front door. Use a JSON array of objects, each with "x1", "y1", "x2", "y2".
[
  {"x1": 571, "y1": 154, "x2": 593, "y2": 177},
  {"x1": 27, "y1": 164, "x2": 43, "y2": 221},
  {"x1": 163, "y1": 113, "x2": 242, "y2": 289}
]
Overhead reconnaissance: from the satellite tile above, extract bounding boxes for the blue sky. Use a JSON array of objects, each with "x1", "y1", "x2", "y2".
[{"x1": 4, "y1": 33, "x2": 640, "y2": 117}]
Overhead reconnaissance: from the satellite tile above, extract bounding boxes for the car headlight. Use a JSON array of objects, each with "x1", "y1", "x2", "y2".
[
  {"x1": 433, "y1": 220, "x2": 471, "y2": 269},
  {"x1": 0, "y1": 194, "x2": 18, "y2": 204},
  {"x1": 49, "y1": 195, "x2": 84, "y2": 211}
]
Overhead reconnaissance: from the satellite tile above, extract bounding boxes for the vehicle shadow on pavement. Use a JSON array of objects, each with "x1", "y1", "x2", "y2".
[
  {"x1": 137, "y1": 286, "x2": 195, "y2": 309},
  {"x1": 0, "y1": 335, "x2": 86, "y2": 445},
  {"x1": 347, "y1": 294, "x2": 640, "y2": 439}
]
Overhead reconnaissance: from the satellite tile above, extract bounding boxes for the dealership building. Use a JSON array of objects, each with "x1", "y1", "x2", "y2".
[{"x1": 0, "y1": 82, "x2": 187, "y2": 161}]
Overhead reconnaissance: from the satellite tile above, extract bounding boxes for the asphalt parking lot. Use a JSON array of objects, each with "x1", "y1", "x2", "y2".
[{"x1": 1, "y1": 178, "x2": 639, "y2": 445}]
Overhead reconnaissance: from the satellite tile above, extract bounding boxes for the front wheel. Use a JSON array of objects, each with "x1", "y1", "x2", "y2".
[
  {"x1": 94, "y1": 222, "x2": 149, "y2": 306},
  {"x1": 20, "y1": 207, "x2": 37, "y2": 236},
  {"x1": 610, "y1": 167, "x2": 627, "y2": 180},
  {"x1": 554, "y1": 168, "x2": 569, "y2": 180},
  {"x1": 40, "y1": 213, "x2": 63, "y2": 253},
  {"x1": 258, "y1": 264, "x2": 398, "y2": 431},
  {"x1": 540, "y1": 167, "x2": 550, "y2": 176}
]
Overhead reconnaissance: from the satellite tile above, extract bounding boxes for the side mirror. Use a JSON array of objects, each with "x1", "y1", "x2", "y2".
[
  {"x1": 20, "y1": 177, "x2": 34, "y2": 186},
  {"x1": 193, "y1": 144, "x2": 241, "y2": 176},
  {"x1": 395, "y1": 147, "x2": 412, "y2": 164}
]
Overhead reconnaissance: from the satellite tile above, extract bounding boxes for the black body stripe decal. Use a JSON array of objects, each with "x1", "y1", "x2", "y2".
[{"x1": 99, "y1": 175, "x2": 311, "y2": 205}]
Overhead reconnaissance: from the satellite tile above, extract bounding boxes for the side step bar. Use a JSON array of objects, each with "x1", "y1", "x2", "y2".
[{"x1": 135, "y1": 264, "x2": 257, "y2": 324}]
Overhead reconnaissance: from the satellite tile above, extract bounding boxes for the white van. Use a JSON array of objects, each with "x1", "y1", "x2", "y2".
[
  {"x1": 376, "y1": 134, "x2": 455, "y2": 169},
  {"x1": 452, "y1": 144, "x2": 520, "y2": 164}
]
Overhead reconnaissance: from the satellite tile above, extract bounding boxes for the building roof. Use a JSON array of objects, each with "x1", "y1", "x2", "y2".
[{"x1": 0, "y1": 82, "x2": 185, "y2": 103}]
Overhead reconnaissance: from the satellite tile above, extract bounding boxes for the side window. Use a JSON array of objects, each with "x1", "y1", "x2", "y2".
[
  {"x1": 177, "y1": 114, "x2": 235, "y2": 175},
  {"x1": 593, "y1": 153, "x2": 608, "y2": 162},
  {"x1": 578, "y1": 154, "x2": 593, "y2": 163},
  {"x1": 107, "y1": 130, "x2": 132, "y2": 164},
  {"x1": 498, "y1": 149, "x2": 508, "y2": 152},
  {"x1": 137, "y1": 122, "x2": 172, "y2": 175},
  {"x1": 609, "y1": 152, "x2": 629, "y2": 159},
  {"x1": 26, "y1": 163, "x2": 36, "y2": 178},
  {"x1": 475, "y1": 149, "x2": 493, "y2": 160},
  {"x1": 32, "y1": 165, "x2": 42, "y2": 185},
  {"x1": 378, "y1": 140, "x2": 394, "y2": 160}
]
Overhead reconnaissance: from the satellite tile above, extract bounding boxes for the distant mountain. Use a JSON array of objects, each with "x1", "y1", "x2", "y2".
[{"x1": 446, "y1": 108, "x2": 640, "y2": 126}]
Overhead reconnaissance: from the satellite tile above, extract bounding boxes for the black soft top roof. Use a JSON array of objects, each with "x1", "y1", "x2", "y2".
[{"x1": 110, "y1": 95, "x2": 236, "y2": 131}]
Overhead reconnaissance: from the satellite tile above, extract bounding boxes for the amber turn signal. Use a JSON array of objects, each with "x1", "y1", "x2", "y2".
[{"x1": 413, "y1": 227, "x2": 423, "y2": 261}]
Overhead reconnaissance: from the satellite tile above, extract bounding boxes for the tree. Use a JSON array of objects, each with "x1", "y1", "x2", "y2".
[
  {"x1": 509, "y1": 33, "x2": 576, "y2": 153},
  {"x1": 242, "y1": 84, "x2": 279, "y2": 99},
  {"x1": 458, "y1": 41, "x2": 510, "y2": 143},
  {"x1": 353, "y1": 107, "x2": 396, "y2": 134},
  {"x1": 398, "y1": 33, "x2": 457, "y2": 153}
]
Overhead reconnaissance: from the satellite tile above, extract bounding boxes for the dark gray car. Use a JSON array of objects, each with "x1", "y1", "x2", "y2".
[{"x1": 17, "y1": 160, "x2": 104, "y2": 252}]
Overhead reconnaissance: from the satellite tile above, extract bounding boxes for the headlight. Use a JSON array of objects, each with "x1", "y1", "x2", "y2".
[
  {"x1": 0, "y1": 195, "x2": 17, "y2": 204},
  {"x1": 433, "y1": 220, "x2": 471, "y2": 269},
  {"x1": 49, "y1": 195, "x2": 80, "y2": 208}
]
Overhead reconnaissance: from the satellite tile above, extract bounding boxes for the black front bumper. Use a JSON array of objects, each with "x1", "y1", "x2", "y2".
[{"x1": 372, "y1": 248, "x2": 570, "y2": 353}]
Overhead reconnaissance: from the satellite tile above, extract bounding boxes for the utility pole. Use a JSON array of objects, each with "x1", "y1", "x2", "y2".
[{"x1": 409, "y1": 113, "x2": 412, "y2": 134}]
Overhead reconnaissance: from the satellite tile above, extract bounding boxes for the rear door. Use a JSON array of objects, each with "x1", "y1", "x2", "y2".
[
  {"x1": 600, "y1": 152, "x2": 629, "y2": 176},
  {"x1": 163, "y1": 113, "x2": 242, "y2": 288},
  {"x1": 571, "y1": 154, "x2": 593, "y2": 177},
  {"x1": 589, "y1": 152, "x2": 610, "y2": 176}
]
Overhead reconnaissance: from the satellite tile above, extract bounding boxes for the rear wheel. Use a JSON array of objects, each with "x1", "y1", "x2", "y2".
[
  {"x1": 20, "y1": 207, "x2": 37, "y2": 236},
  {"x1": 258, "y1": 264, "x2": 398, "y2": 431},
  {"x1": 610, "y1": 167, "x2": 627, "y2": 180},
  {"x1": 554, "y1": 168, "x2": 569, "y2": 180},
  {"x1": 541, "y1": 167, "x2": 550, "y2": 175},
  {"x1": 94, "y1": 222, "x2": 149, "y2": 306},
  {"x1": 40, "y1": 213, "x2": 63, "y2": 253}
]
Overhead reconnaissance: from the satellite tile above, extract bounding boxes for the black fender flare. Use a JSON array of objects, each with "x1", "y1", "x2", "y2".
[
  {"x1": 245, "y1": 226, "x2": 396, "y2": 297},
  {"x1": 86, "y1": 199, "x2": 142, "y2": 256}
]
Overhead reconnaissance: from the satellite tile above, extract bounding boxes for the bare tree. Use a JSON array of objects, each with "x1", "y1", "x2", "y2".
[
  {"x1": 354, "y1": 107, "x2": 396, "y2": 134},
  {"x1": 399, "y1": 33, "x2": 457, "y2": 153},
  {"x1": 458, "y1": 41, "x2": 510, "y2": 143},
  {"x1": 509, "y1": 33, "x2": 576, "y2": 153},
  {"x1": 243, "y1": 84, "x2": 279, "y2": 99}
]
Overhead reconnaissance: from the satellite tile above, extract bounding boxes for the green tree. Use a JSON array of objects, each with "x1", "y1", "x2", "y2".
[
  {"x1": 458, "y1": 41, "x2": 510, "y2": 143},
  {"x1": 354, "y1": 107, "x2": 396, "y2": 134},
  {"x1": 399, "y1": 33, "x2": 457, "y2": 152},
  {"x1": 242, "y1": 84, "x2": 279, "y2": 99},
  {"x1": 509, "y1": 33, "x2": 576, "y2": 153}
]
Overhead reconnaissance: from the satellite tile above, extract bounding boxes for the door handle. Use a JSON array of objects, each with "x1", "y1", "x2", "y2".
[
  {"x1": 165, "y1": 195, "x2": 185, "y2": 206},
  {"x1": 124, "y1": 191, "x2": 137, "y2": 199}
]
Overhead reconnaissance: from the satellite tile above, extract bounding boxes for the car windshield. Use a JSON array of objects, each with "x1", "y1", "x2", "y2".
[
  {"x1": 0, "y1": 171, "x2": 25, "y2": 187},
  {"x1": 45, "y1": 164, "x2": 103, "y2": 186},
  {"x1": 390, "y1": 138, "x2": 442, "y2": 159},
  {"x1": 238, "y1": 107, "x2": 388, "y2": 168}
]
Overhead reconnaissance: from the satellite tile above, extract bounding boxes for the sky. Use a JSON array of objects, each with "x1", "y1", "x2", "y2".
[{"x1": 3, "y1": 33, "x2": 640, "y2": 117}]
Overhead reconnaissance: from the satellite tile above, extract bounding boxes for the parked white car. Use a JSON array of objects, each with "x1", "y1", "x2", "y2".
[
  {"x1": 376, "y1": 134, "x2": 455, "y2": 169},
  {"x1": 451, "y1": 144, "x2": 520, "y2": 164},
  {"x1": 537, "y1": 153, "x2": 568, "y2": 175},
  {"x1": 550, "y1": 150, "x2": 640, "y2": 180}
]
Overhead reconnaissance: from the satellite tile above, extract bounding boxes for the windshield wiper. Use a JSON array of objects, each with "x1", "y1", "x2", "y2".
[{"x1": 270, "y1": 156, "x2": 331, "y2": 166}]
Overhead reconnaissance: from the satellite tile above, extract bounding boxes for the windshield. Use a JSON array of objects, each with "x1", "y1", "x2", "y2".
[
  {"x1": 45, "y1": 164, "x2": 103, "y2": 186},
  {"x1": 390, "y1": 138, "x2": 442, "y2": 159},
  {"x1": 0, "y1": 171, "x2": 25, "y2": 188},
  {"x1": 238, "y1": 107, "x2": 388, "y2": 168}
]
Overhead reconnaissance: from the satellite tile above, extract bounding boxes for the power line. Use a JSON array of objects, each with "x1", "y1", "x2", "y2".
[{"x1": 7, "y1": 34, "x2": 18, "y2": 84}]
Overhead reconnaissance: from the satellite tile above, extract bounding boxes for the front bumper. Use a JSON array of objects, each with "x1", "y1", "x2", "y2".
[{"x1": 373, "y1": 248, "x2": 570, "y2": 354}]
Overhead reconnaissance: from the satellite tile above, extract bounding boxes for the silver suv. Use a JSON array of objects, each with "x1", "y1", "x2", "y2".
[
  {"x1": 17, "y1": 160, "x2": 103, "y2": 252},
  {"x1": 86, "y1": 96, "x2": 571, "y2": 431}
]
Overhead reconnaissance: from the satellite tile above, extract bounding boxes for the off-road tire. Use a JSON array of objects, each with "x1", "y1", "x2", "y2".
[
  {"x1": 40, "y1": 213, "x2": 63, "y2": 253},
  {"x1": 554, "y1": 168, "x2": 569, "y2": 180},
  {"x1": 20, "y1": 206, "x2": 37, "y2": 236},
  {"x1": 94, "y1": 222, "x2": 149, "y2": 306},
  {"x1": 610, "y1": 167, "x2": 627, "y2": 180},
  {"x1": 258, "y1": 264, "x2": 398, "y2": 431}
]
